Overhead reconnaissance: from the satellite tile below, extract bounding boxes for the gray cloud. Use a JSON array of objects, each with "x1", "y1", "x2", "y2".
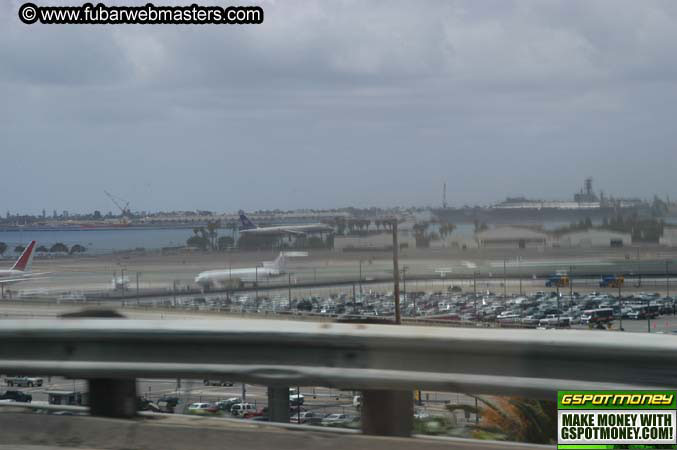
[{"x1": 1, "y1": 0, "x2": 676, "y2": 214}]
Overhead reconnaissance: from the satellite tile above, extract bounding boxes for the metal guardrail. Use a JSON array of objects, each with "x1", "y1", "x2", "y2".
[{"x1": 0, "y1": 318, "x2": 676, "y2": 435}]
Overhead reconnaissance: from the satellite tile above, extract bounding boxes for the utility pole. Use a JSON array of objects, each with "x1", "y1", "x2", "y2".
[
  {"x1": 359, "y1": 260, "x2": 363, "y2": 296},
  {"x1": 666, "y1": 261, "x2": 671, "y2": 299},
  {"x1": 637, "y1": 247, "x2": 641, "y2": 288},
  {"x1": 569, "y1": 265, "x2": 573, "y2": 302},
  {"x1": 503, "y1": 259, "x2": 507, "y2": 299},
  {"x1": 352, "y1": 283, "x2": 357, "y2": 314},
  {"x1": 473, "y1": 272, "x2": 478, "y2": 320},
  {"x1": 402, "y1": 266, "x2": 408, "y2": 316},
  {"x1": 556, "y1": 285, "x2": 560, "y2": 326},
  {"x1": 518, "y1": 257, "x2": 522, "y2": 296},
  {"x1": 255, "y1": 266, "x2": 258, "y2": 302},
  {"x1": 473, "y1": 272, "x2": 477, "y2": 297},
  {"x1": 392, "y1": 219, "x2": 401, "y2": 324},
  {"x1": 136, "y1": 272, "x2": 140, "y2": 305},
  {"x1": 619, "y1": 281, "x2": 623, "y2": 331},
  {"x1": 288, "y1": 272, "x2": 292, "y2": 310}
]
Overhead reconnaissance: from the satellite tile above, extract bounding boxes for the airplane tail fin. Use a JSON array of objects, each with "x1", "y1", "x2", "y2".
[
  {"x1": 11, "y1": 240, "x2": 36, "y2": 273},
  {"x1": 264, "y1": 251, "x2": 308, "y2": 271},
  {"x1": 238, "y1": 211, "x2": 257, "y2": 231}
]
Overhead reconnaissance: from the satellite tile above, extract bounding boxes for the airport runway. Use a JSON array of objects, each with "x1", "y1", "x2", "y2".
[{"x1": 6, "y1": 247, "x2": 677, "y2": 295}]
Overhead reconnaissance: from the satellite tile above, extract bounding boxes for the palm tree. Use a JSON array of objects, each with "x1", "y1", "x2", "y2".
[
  {"x1": 50, "y1": 243, "x2": 69, "y2": 253},
  {"x1": 206, "y1": 220, "x2": 221, "y2": 250},
  {"x1": 447, "y1": 396, "x2": 556, "y2": 444}
]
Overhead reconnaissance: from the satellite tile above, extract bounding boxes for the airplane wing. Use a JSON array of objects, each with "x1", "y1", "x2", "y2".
[{"x1": 279, "y1": 228, "x2": 306, "y2": 236}]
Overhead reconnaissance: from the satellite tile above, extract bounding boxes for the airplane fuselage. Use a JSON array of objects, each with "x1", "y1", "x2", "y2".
[
  {"x1": 239, "y1": 223, "x2": 333, "y2": 236},
  {"x1": 0, "y1": 270, "x2": 26, "y2": 279},
  {"x1": 195, "y1": 267, "x2": 282, "y2": 287}
]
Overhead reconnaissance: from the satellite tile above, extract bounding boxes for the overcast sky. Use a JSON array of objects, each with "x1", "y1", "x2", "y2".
[{"x1": 2, "y1": 0, "x2": 676, "y2": 215}]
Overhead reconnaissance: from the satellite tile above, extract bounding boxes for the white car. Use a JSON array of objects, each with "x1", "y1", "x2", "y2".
[
  {"x1": 186, "y1": 402, "x2": 215, "y2": 415},
  {"x1": 321, "y1": 413, "x2": 349, "y2": 426}
]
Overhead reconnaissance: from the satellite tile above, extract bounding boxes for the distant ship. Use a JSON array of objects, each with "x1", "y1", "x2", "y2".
[{"x1": 433, "y1": 178, "x2": 651, "y2": 225}]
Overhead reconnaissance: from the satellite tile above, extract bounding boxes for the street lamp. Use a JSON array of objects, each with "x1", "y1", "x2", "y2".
[
  {"x1": 503, "y1": 259, "x2": 507, "y2": 299},
  {"x1": 359, "y1": 260, "x2": 363, "y2": 296},
  {"x1": 667, "y1": 261, "x2": 671, "y2": 299},
  {"x1": 618, "y1": 279, "x2": 624, "y2": 332}
]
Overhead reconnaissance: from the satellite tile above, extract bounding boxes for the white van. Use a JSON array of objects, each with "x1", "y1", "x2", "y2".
[{"x1": 230, "y1": 403, "x2": 256, "y2": 417}]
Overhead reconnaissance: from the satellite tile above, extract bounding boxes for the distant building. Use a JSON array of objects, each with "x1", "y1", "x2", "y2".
[
  {"x1": 557, "y1": 229, "x2": 630, "y2": 248},
  {"x1": 660, "y1": 227, "x2": 677, "y2": 247},
  {"x1": 475, "y1": 226, "x2": 549, "y2": 249},
  {"x1": 334, "y1": 222, "x2": 416, "y2": 252}
]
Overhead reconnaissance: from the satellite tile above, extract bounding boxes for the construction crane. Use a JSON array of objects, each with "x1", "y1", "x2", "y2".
[{"x1": 104, "y1": 190, "x2": 131, "y2": 218}]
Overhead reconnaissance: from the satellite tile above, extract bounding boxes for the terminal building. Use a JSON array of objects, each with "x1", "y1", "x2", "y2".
[
  {"x1": 475, "y1": 227, "x2": 549, "y2": 249},
  {"x1": 475, "y1": 226, "x2": 632, "y2": 249},
  {"x1": 333, "y1": 222, "x2": 416, "y2": 252},
  {"x1": 556, "y1": 229, "x2": 630, "y2": 248}
]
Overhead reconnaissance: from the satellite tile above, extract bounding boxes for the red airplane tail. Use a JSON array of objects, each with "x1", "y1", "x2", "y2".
[{"x1": 11, "y1": 240, "x2": 36, "y2": 272}]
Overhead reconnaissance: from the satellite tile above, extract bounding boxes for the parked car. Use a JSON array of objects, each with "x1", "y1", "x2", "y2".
[
  {"x1": 243, "y1": 407, "x2": 267, "y2": 419},
  {"x1": 186, "y1": 402, "x2": 219, "y2": 415},
  {"x1": 321, "y1": 413, "x2": 350, "y2": 426},
  {"x1": 203, "y1": 379, "x2": 234, "y2": 387},
  {"x1": 230, "y1": 403, "x2": 256, "y2": 417},
  {"x1": 215, "y1": 397, "x2": 241, "y2": 412},
  {"x1": 0, "y1": 390, "x2": 32, "y2": 402},
  {"x1": 290, "y1": 411, "x2": 323, "y2": 425},
  {"x1": 289, "y1": 393, "x2": 305, "y2": 406},
  {"x1": 539, "y1": 315, "x2": 571, "y2": 327}
]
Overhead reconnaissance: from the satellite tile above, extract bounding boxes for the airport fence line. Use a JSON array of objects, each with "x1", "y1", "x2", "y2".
[{"x1": 0, "y1": 318, "x2": 674, "y2": 436}]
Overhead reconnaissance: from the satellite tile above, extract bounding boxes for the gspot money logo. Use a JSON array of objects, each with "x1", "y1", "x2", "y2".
[{"x1": 558, "y1": 391, "x2": 677, "y2": 449}]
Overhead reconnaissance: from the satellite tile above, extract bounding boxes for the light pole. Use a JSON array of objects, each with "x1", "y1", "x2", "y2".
[
  {"x1": 636, "y1": 247, "x2": 641, "y2": 288},
  {"x1": 392, "y1": 220, "x2": 401, "y2": 324},
  {"x1": 618, "y1": 280, "x2": 623, "y2": 331},
  {"x1": 556, "y1": 285, "x2": 561, "y2": 326},
  {"x1": 518, "y1": 257, "x2": 522, "y2": 296},
  {"x1": 359, "y1": 260, "x2": 363, "y2": 296},
  {"x1": 666, "y1": 261, "x2": 671, "y2": 299},
  {"x1": 402, "y1": 266, "x2": 408, "y2": 316},
  {"x1": 121, "y1": 268, "x2": 126, "y2": 295},
  {"x1": 503, "y1": 259, "x2": 507, "y2": 299},
  {"x1": 473, "y1": 272, "x2": 478, "y2": 320},
  {"x1": 288, "y1": 272, "x2": 292, "y2": 311}
]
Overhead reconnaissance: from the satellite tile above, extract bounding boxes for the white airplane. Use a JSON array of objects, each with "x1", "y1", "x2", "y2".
[
  {"x1": 0, "y1": 241, "x2": 49, "y2": 286},
  {"x1": 238, "y1": 212, "x2": 333, "y2": 236},
  {"x1": 195, "y1": 251, "x2": 307, "y2": 289}
]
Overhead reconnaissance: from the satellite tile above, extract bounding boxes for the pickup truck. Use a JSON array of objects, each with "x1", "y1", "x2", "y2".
[
  {"x1": 538, "y1": 315, "x2": 571, "y2": 327},
  {"x1": 5, "y1": 376, "x2": 43, "y2": 387}
]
